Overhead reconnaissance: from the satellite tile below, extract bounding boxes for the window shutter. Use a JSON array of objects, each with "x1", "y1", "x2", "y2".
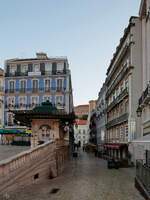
[
  {"x1": 52, "y1": 62, "x2": 57, "y2": 74},
  {"x1": 6, "y1": 65, "x2": 10, "y2": 74},
  {"x1": 64, "y1": 62, "x2": 66, "y2": 73},
  {"x1": 40, "y1": 63, "x2": 45, "y2": 74},
  {"x1": 17, "y1": 64, "x2": 21, "y2": 73},
  {"x1": 28, "y1": 63, "x2": 33, "y2": 72}
]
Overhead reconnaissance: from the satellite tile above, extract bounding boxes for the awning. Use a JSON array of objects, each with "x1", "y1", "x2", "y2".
[
  {"x1": 0, "y1": 129, "x2": 26, "y2": 135},
  {"x1": 104, "y1": 143, "x2": 126, "y2": 149}
]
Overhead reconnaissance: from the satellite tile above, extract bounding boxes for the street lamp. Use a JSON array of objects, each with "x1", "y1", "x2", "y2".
[{"x1": 136, "y1": 106, "x2": 142, "y2": 117}]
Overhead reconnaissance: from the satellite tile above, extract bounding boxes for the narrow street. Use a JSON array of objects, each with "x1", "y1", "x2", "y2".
[{"x1": 10, "y1": 151, "x2": 143, "y2": 200}]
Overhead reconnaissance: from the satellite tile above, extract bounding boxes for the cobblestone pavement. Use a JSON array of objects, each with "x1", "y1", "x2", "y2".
[
  {"x1": 0, "y1": 144, "x2": 30, "y2": 161},
  {"x1": 10, "y1": 151, "x2": 143, "y2": 200}
]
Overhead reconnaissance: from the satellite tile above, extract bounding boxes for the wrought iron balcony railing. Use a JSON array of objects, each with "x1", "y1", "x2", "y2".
[
  {"x1": 5, "y1": 103, "x2": 65, "y2": 110},
  {"x1": 107, "y1": 87, "x2": 128, "y2": 112},
  {"x1": 106, "y1": 63, "x2": 132, "y2": 99},
  {"x1": 5, "y1": 87, "x2": 66, "y2": 93},
  {"x1": 138, "y1": 83, "x2": 150, "y2": 106},
  {"x1": 5, "y1": 70, "x2": 70, "y2": 77},
  {"x1": 106, "y1": 113, "x2": 128, "y2": 129},
  {"x1": 106, "y1": 44, "x2": 130, "y2": 85}
]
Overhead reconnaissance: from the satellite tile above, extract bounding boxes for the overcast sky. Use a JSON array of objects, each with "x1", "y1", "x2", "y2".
[{"x1": 0, "y1": 0, "x2": 140, "y2": 106}]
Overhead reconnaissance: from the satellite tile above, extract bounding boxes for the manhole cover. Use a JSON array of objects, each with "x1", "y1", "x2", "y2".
[{"x1": 50, "y1": 188, "x2": 60, "y2": 194}]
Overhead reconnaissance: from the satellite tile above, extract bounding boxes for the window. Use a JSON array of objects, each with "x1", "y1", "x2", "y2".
[
  {"x1": 56, "y1": 96, "x2": 63, "y2": 105},
  {"x1": 83, "y1": 136, "x2": 85, "y2": 139},
  {"x1": 8, "y1": 97, "x2": 15, "y2": 107},
  {"x1": 120, "y1": 82, "x2": 124, "y2": 92},
  {"x1": 57, "y1": 63, "x2": 63, "y2": 71},
  {"x1": 43, "y1": 96, "x2": 52, "y2": 103},
  {"x1": 19, "y1": 96, "x2": 26, "y2": 106},
  {"x1": 125, "y1": 125, "x2": 128, "y2": 138},
  {"x1": 45, "y1": 79, "x2": 50, "y2": 91},
  {"x1": 116, "y1": 87, "x2": 119, "y2": 97},
  {"x1": 45, "y1": 63, "x2": 52, "y2": 72},
  {"x1": 7, "y1": 113, "x2": 14, "y2": 126},
  {"x1": 83, "y1": 130, "x2": 86, "y2": 134},
  {"x1": 33, "y1": 64, "x2": 40, "y2": 72},
  {"x1": 125, "y1": 101, "x2": 129, "y2": 113},
  {"x1": 125, "y1": 78, "x2": 129, "y2": 89},
  {"x1": 120, "y1": 126, "x2": 124, "y2": 138},
  {"x1": 32, "y1": 80, "x2": 38, "y2": 91},
  {"x1": 120, "y1": 103, "x2": 124, "y2": 114},
  {"x1": 113, "y1": 92, "x2": 115, "y2": 101},
  {"x1": 21, "y1": 65, "x2": 28, "y2": 73},
  {"x1": 10, "y1": 65, "x2": 16, "y2": 74},
  {"x1": 31, "y1": 96, "x2": 38, "y2": 105},
  {"x1": 9, "y1": 81, "x2": 15, "y2": 92},
  {"x1": 57, "y1": 79, "x2": 63, "y2": 90},
  {"x1": 20, "y1": 80, "x2": 26, "y2": 92}
]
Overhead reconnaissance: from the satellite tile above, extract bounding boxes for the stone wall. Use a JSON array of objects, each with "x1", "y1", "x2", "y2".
[
  {"x1": 0, "y1": 140, "x2": 57, "y2": 197},
  {"x1": 56, "y1": 145, "x2": 69, "y2": 175}
]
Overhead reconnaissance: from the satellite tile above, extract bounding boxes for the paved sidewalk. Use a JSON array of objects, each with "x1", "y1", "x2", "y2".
[
  {"x1": 0, "y1": 144, "x2": 30, "y2": 161},
  {"x1": 10, "y1": 151, "x2": 143, "y2": 200}
]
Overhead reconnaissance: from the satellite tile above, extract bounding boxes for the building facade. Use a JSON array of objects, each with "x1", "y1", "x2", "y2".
[
  {"x1": 74, "y1": 105, "x2": 89, "y2": 119},
  {"x1": 130, "y1": 0, "x2": 150, "y2": 162},
  {"x1": 0, "y1": 68, "x2": 4, "y2": 128},
  {"x1": 105, "y1": 17, "x2": 142, "y2": 160},
  {"x1": 95, "y1": 83, "x2": 107, "y2": 152},
  {"x1": 74, "y1": 120, "x2": 89, "y2": 146},
  {"x1": 4, "y1": 52, "x2": 73, "y2": 129}
]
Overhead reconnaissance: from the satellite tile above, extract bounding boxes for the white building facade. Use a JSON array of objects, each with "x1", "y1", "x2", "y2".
[{"x1": 74, "y1": 120, "x2": 89, "y2": 146}]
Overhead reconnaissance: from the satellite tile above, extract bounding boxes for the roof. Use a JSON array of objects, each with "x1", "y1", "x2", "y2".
[
  {"x1": 33, "y1": 101, "x2": 57, "y2": 111},
  {"x1": 6, "y1": 57, "x2": 68, "y2": 63},
  {"x1": 106, "y1": 16, "x2": 138, "y2": 76},
  {"x1": 75, "y1": 120, "x2": 87, "y2": 125}
]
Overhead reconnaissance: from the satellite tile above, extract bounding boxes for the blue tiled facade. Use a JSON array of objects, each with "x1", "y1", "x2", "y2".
[
  {"x1": 4, "y1": 55, "x2": 73, "y2": 127},
  {"x1": 5, "y1": 77, "x2": 67, "y2": 106}
]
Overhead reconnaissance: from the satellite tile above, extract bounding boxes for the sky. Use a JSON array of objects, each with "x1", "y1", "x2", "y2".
[{"x1": 0, "y1": 0, "x2": 141, "y2": 106}]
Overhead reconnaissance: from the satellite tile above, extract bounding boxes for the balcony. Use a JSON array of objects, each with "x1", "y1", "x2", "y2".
[
  {"x1": 106, "y1": 113, "x2": 128, "y2": 129},
  {"x1": 5, "y1": 103, "x2": 66, "y2": 110},
  {"x1": 5, "y1": 70, "x2": 70, "y2": 77},
  {"x1": 139, "y1": 83, "x2": 150, "y2": 107},
  {"x1": 106, "y1": 44, "x2": 130, "y2": 85},
  {"x1": 106, "y1": 63, "x2": 132, "y2": 99},
  {"x1": 5, "y1": 87, "x2": 66, "y2": 94},
  {"x1": 107, "y1": 88, "x2": 128, "y2": 112}
]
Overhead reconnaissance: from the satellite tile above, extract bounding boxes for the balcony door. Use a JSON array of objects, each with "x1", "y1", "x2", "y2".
[
  {"x1": 57, "y1": 79, "x2": 63, "y2": 91},
  {"x1": 20, "y1": 80, "x2": 26, "y2": 92},
  {"x1": 32, "y1": 80, "x2": 38, "y2": 92},
  {"x1": 9, "y1": 81, "x2": 15, "y2": 93},
  {"x1": 45, "y1": 80, "x2": 50, "y2": 92}
]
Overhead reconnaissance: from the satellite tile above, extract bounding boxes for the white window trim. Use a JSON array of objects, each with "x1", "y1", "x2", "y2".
[
  {"x1": 33, "y1": 63, "x2": 40, "y2": 72},
  {"x1": 32, "y1": 79, "x2": 39, "y2": 88},
  {"x1": 43, "y1": 95, "x2": 52, "y2": 102},
  {"x1": 31, "y1": 96, "x2": 39, "y2": 104},
  {"x1": 7, "y1": 96, "x2": 15, "y2": 106},
  {"x1": 44, "y1": 78, "x2": 51, "y2": 88},
  {"x1": 55, "y1": 95, "x2": 64, "y2": 105},
  {"x1": 56, "y1": 78, "x2": 64, "y2": 88},
  {"x1": 19, "y1": 79, "x2": 27, "y2": 88},
  {"x1": 19, "y1": 96, "x2": 27, "y2": 105},
  {"x1": 21, "y1": 64, "x2": 28, "y2": 73},
  {"x1": 8, "y1": 80, "x2": 15, "y2": 90}
]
